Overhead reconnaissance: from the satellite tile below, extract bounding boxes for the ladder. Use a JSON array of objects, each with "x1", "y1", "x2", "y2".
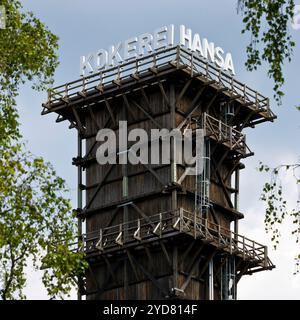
[{"x1": 195, "y1": 135, "x2": 210, "y2": 217}]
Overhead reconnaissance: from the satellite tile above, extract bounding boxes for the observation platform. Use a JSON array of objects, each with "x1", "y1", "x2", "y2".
[
  {"x1": 71, "y1": 208, "x2": 274, "y2": 276},
  {"x1": 42, "y1": 46, "x2": 276, "y2": 130}
]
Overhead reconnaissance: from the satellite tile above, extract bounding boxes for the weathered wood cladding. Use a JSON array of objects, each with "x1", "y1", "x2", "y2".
[
  {"x1": 84, "y1": 83, "x2": 237, "y2": 232},
  {"x1": 82, "y1": 80, "x2": 245, "y2": 299},
  {"x1": 85, "y1": 238, "x2": 217, "y2": 300},
  {"x1": 86, "y1": 249, "x2": 173, "y2": 299},
  {"x1": 86, "y1": 195, "x2": 172, "y2": 233},
  {"x1": 84, "y1": 237, "x2": 243, "y2": 300}
]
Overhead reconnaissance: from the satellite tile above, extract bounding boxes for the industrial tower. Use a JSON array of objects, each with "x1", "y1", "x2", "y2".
[{"x1": 42, "y1": 45, "x2": 275, "y2": 300}]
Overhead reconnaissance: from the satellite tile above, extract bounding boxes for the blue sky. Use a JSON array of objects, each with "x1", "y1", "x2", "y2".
[{"x1": 18, "y1": 0, "x2": 300, "y2": 299}]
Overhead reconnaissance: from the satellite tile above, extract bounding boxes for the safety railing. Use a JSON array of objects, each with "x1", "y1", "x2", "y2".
[
  {"x1": 73, "y1": 208, "x2": 271, "y2": 268},
  {"x1": 202, "y1": 113, "x2": 252, "y2": 155},
  {"x1": 44, "y1": 46, "x2": 273, "y2": 120}
]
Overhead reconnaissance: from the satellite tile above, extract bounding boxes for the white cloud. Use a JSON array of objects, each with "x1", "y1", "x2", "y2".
[{"x1": 238, "y1": 154, "x2": 300, "y2": 299}]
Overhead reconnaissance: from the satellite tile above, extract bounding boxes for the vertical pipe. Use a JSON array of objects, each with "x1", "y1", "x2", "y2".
[
  {"x1": 172, "y1": 246, "x2": 178, "y2": 294},
  {"x1": 121, "y1": 104, "x2": 129, "y2": 298},
  {"x1": 233, "y1": 163, "x2": 240, "y2": 300},
  {"x1": 232, "y1": 257, "x2": 236, "y2": 300},
  {"x1": 123, "y1": 174, "x2": 128, "y2": 298},
  {"x1": 234, "y1": 167, "x2": 240, "y2": 235},
  {"x1": 77, "y1": 132, "x2": 82, "y2": 301},
  {"x1": 220, "y1": 259, "x2": 223, "y2": 300},
  {"x1": 208, "y1": 259, "x2": 214, "y2": 300},
  {"x1": 206, "y1": 139, "x2": 210, "y2": 218},
  {"x1": 170, "y1": 84, "x2": 177, "y2": 211},
  {"x1": 170, "y1": 83, "x2": 178, "y2": 294}
]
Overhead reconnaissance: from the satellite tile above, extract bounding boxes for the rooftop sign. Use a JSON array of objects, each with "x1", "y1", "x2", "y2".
[{"x1": 80, "y1": 24, "x2": 235, "y2": 76}]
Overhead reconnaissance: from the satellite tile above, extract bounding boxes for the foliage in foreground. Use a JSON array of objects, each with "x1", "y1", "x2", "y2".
[
  {"x1": 238, "y1": 0, "x2": 300, "y2": 270},
  {"x1": 0, "y1": 0, "x2": 87, "y2": 300}
]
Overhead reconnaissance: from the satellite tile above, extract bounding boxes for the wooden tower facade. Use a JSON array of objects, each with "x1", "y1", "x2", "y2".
[{"x1": 42, "y1": 46, "x2": 275, "y2": 300}]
